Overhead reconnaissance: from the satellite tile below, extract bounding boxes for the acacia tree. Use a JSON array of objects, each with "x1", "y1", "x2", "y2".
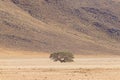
[{"x1": 49, "y1": 52, "x2": 74, "y2": 63}]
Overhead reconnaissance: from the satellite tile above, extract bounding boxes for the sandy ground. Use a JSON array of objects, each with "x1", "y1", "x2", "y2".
[{"x1": 0, "y1": 58, "x2": 120, "y2": 80}]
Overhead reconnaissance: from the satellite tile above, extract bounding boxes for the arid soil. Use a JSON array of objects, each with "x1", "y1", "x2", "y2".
[
  {"x1": 0, "y1": 68, "x2": 120, "y2": 80},
  {"x1": 0, "y1": 58, "x2": 120, "y2": 80},
  {"x1": 0, "y1": 0, "x2": 120, "y2": 54}
]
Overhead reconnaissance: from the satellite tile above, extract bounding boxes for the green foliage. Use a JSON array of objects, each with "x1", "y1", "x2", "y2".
[{"x1": 50, "y1": 52, "x2": 74, "y2": 63}]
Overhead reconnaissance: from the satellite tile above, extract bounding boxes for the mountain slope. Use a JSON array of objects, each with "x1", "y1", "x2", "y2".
[{"x1": 0, "y1": 0, "x2": 120, "y2": 55}]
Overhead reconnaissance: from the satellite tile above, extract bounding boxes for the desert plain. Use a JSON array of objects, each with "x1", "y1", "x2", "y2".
[
  {"x1": 0, "y1": 55, "x2": 120, "y2": 80},
  {"x1": 0, "y1": 0, "x2": 120, "y2": 80}
]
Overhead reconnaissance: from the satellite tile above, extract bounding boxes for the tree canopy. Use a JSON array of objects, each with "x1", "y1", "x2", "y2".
[{"x1": 50, "y1": 52, "x2": 74, "y2": 63}]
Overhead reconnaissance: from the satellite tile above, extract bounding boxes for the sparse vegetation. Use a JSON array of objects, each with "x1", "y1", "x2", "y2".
[{"x1": 50, "y1": 52, "x2": 74, "y2": 63}]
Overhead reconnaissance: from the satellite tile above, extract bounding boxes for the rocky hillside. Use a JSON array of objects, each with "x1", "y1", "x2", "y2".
[{"x1": 0, "y1": 0, "x2": 120, "y2": 55}]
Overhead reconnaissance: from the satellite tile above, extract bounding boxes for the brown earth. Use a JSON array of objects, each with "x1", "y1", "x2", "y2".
[
  {"x1": 0, "y1": 0, "x2": 120, "y2": 55},
  {"x1": 0, "y1": 58, "x2": 120, "y2": 80},
  {"x1": 0, "y1": 68, "x2": 120, "y2": 80}
]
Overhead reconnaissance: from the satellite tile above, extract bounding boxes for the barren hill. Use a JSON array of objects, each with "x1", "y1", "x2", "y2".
[{"x1": 0, "y1": 0, "x2": 120, "y2": 55}]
